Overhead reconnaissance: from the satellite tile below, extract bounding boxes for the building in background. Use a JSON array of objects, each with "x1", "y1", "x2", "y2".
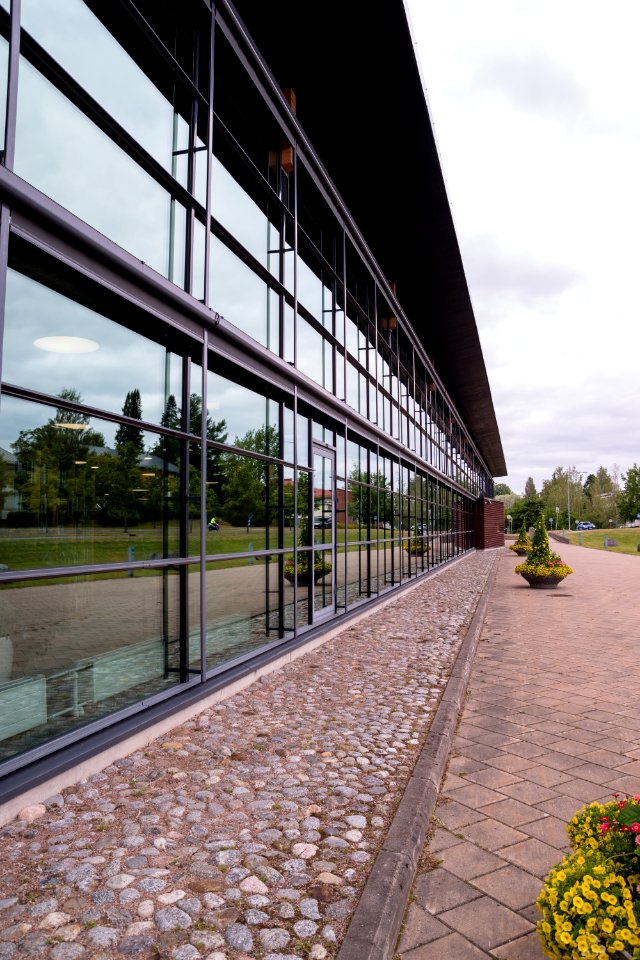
[{"x1": 0, "y1": 0, "x2": 506, "y2": 806}]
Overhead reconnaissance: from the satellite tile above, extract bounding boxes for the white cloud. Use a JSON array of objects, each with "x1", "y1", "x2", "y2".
[{"x1": 407, "y1": 0, "x2": 640, "y2": 495}]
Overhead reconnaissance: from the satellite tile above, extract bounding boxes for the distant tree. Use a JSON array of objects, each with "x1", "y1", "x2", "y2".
[
  {"x1": 347, "y1": 467, "x2": 391, "y2": 525},
  {"x1": 115, "y1": 388, "x2": 144, "y2": 452},
  {"x1": 150, "y1": 394, "x2": 181, "y2": 465},
  {"x1": 221, "y1": 425, "x2": 279, "y2": 526},
  {"x1": 494, "y1": 483, "x2": 513, "y2": 496},
  {"x1": 93, "y1": 445, "x2": 141, "y2": 531},
  {"x1": 55, "y1": 387, "x2": 90, "y2": 426},
  {"x1": 584, "y1": 466, "x2": 618, "y2": 527},
  {"x1": 510, "y1": 495, "x2": 542, "y2": 531},
  {"x1": 511, "y1": 478, "x2": 542, "y2": 530},
  {"x1": 541, "y1": 466, "x2": 571, "y2": 528},
  {"x1": 618, "y1": 464, "x2": 640, "y2": 524},
  {"x1": 11, "y1": 390, "x2": 105, "y2": 528}
]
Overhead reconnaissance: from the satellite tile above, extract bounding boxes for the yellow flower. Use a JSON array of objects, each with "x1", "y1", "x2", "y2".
[{"x1": 601, "y1": 918, "x2": 614, "y2": 933}]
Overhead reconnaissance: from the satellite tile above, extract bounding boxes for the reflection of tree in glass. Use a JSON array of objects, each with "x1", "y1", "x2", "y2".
[
  {"x1": 348, "y1": 467, "x2": 391, "y2": 525},
  {"x1": 283, "y1": 471, "x2": 309, "y2": 529},
  {"x1": 115, "y1": 388, "x2": 144, "y2": 452},
  {"x1": 222, "y1": 425, "x2": 279, "y2": 527},
  {"x1": 12, "y1": 389, "x2": 105, "y2": 529}
]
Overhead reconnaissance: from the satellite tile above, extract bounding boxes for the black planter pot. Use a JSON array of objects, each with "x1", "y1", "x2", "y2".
[
  {"x1": 520, "y1": 572, "x2": 566, "y2": 589},
  {"x1": 284, "y1": 569, "x2": 330, "y2": 586}
]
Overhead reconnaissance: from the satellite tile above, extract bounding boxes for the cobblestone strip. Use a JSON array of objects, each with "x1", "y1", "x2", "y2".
[{"x1": 0, "y1": 551, "x2": 495, "y2": 960}]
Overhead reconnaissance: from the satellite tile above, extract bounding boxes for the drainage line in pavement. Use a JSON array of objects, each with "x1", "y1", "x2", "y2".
[{"x1": 336, "y1": 549, "x2": 501, "y2": 960}]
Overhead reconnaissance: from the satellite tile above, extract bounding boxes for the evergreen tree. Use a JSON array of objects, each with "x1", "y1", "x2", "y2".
[
  {"x1": 527, "y1": 515, "x2": 553, "y2": 566},
  {"x1": 115, "y1": 388, "x2": 144, "y2": 452}
]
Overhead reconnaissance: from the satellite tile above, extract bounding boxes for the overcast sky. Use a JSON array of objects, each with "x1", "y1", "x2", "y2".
[{"x1": 405, "y1": 0, "x2": 640, "y2": 496}]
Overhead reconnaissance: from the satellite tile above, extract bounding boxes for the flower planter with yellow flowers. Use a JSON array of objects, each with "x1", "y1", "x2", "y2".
[
  {"x1": 536, "y1": 793, "x2": 640, "y2": 958},
  {"x1": 509, "y1": 521, "x2": 533, "y2": 557},
  {"x1": 516, "y1": 515, "x2": 572, "y2": 589}
]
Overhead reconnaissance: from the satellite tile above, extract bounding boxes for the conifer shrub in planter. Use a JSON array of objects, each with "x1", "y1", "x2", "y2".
[
  {"x1": 283, "y1": 517, "x2": 332, "y2": 586},
  {"x1": 509, "y1": 521, "x2": 533, "y2": 556},
  {"x1": 515, "y1": 514, "x2": 572, "y2": 588}
]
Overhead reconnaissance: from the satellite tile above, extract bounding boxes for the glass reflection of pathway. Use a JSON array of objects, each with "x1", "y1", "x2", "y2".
[{"x1": 0, "y1": 539, "x2": 451, "y2": 756}]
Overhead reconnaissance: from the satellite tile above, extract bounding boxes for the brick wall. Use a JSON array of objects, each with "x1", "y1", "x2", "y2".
[{"x1": 475, "y1": 498, "x2": 505, "y2": 549}]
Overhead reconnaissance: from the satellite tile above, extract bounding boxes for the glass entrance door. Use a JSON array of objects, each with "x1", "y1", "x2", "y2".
[{"x1": 312, "y1": 445, "x2": 335, "y2": 620}]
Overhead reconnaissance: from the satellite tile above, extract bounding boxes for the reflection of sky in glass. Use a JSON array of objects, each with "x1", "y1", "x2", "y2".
[
  {"x1": 210, "y1": 236, "x2": 268, "y2": 345},
  {"x1": 3, "y1": 270, "x2": 181, "y2": 443},
  {"x1": 207, "y1": 371, "x2": 267, "y2": 446},
  {"x1": 0, "y1": 36, "x2": 7, "y2": 150},
  {"x1": 15, "y1": 58, "x2": 182, "y2": 279},
  {"x1": 212, "y1": 157, "x2": 268, "y2": 266},
  {"x1": 21, "y1": 0, "x2": 177, "y2": 171},
  {"x1": 297, "y1": 255, "x2": 324, "y2": 323},
  {"x1": 0, "y1": 392, "x2": 154, "y2": 452}
]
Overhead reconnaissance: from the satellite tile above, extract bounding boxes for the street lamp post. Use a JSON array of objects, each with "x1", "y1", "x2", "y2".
[
  {"x1": 555, "y1": 505, "x2": 560, "y2": 532},
  {"x1": 567, "y1": 470, "x2": 585, "y2": 532}
]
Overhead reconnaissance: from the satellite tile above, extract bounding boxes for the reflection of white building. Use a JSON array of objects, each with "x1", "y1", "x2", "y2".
[{"x1": 0, "y1": 447, "x2": 20, "y2": 520}]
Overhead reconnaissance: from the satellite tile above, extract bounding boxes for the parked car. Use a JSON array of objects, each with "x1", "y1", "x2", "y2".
[
  {"x1": 575, "y1": 521, "x2": 596, "y2": 530},
  {"x1": 313, "y1": 516, "x2": 332, "y2": 529}
]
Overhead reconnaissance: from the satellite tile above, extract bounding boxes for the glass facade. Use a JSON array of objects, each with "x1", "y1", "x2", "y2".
[{"x1": 0, "y1": 0, "x2": 495, "y2": 782}]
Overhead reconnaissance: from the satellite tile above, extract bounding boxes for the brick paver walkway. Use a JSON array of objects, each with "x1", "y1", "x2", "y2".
[{"x1": 397, "y1": 539, "x2": 640, "y2": 959}]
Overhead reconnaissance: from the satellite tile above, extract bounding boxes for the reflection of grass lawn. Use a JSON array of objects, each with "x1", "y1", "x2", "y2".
[
  {"x1": 0, "y1": 523, "x2": 374, "y2": 578},
  {"x1": 567, "y1": 528, "x2": 640, "y2": 555}
]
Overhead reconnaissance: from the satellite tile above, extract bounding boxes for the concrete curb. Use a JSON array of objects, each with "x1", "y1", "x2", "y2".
[{"x1": 336, "y1": 550, "x2": 500, "y2": 960}]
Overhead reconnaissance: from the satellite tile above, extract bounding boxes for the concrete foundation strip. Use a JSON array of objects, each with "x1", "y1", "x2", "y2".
[{"x1": 336, "y1": 549, "x2": 500, "y2": 960}]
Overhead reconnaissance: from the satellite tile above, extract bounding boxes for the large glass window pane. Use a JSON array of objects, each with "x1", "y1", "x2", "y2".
[
  {"x1": 192, "y1": 217, "x2": 206, "y2": 301},
  {"x1": 297, "y1": 252, "x2": 323, "y2": 323},
  {"x1": 209, "y1": 237, "x2": 269, "y2": 346},
  {"x1": 213, "y1": 29, "x2": 291, "y2": 195},
  {"x1": 0, "y1": 569, "x2": 181, "y2": 763},
  {"x1": 15, "y1": 58, "x2": 186, "y2": 282},
  {"x1": 206, "y1": 452, "x2": 280, "y2": 553},
  {"x1": 206, "y1": 371, "x2": 274, "y2": 452},
  {"x1": 211, "y1": 156, "x2": 269, "y2": 266},
  {"x1": 3, "y1": 269, "x2": 182, "y2": 428},
  {"x1": 282, "y1": 468, "x2": 311, "y2": 630},
  {"x1": 21, "y1": 0, "x2": 182, "y2": 178},
  {"x1": 346, "y1": 360, "x2": 360, "y2": 412},
  {"x1": 0, "y1": 35, "x2": 7, "y2": 152},
  {"x1": 202, "y1": 557, "x2": 288, "y2": 673},
  {"x1": 0, "y1": 396, "x2": 185, "y2": 571},
  {"x1": 297, "y1": 317, "x2": 333, "y2": 393}
]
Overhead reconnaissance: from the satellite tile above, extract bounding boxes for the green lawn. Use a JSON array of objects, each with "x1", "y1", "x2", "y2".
[
  {"x1": 0, "y1": 522, "x2": 379, "y2": 577},
  {"x1": 566, "y1": 527, "x2": 640, "y2": 556}
]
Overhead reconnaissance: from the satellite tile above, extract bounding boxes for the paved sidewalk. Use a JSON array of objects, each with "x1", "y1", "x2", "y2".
[{"x1": 396, "y1": 540, "x2": 640, "y2": 959}]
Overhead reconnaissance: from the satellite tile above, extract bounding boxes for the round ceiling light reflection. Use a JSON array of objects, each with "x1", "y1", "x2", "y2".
[{"x1": 34, "y1": 336, "x2": 99, "y2": 354}]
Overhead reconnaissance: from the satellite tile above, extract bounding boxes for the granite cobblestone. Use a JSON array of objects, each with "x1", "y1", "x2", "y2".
[{"x1": 0, "y1": 552, "x2": 494, "y2": 959}]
